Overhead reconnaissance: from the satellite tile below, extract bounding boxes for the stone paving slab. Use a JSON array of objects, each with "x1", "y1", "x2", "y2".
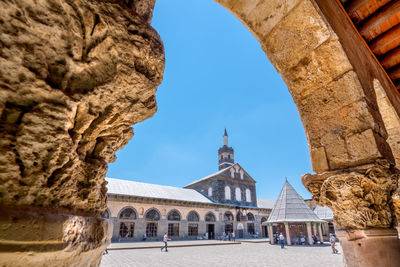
[
  {"x1": 108, "y1": 240, "x2": 241, "y2": 250},
  {"x1": 101, "y1": 242, "x2": 343, "y2": 267}
]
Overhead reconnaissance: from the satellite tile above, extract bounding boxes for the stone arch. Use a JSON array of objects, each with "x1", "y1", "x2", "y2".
[
  {"x1": 117, "y1": 206, "x2": 138, "y2": 220},
  {"x1": 215, "y1": 0, "x2": 397, "y2": 174},
  {"x1": 205, "y1": 212, "x2": 216, "y2": 222},
  {"x1": 247, "y1": 212, "x2": 255, "y2": 221},
  {"x1": 261, "y1": 217, "x2": 267, "y2": 224},
  {"x1": 167, "y1": 209, "x2": 181, "y2": 221},
  {"x1": 213, "y1": 2, "x2": 400, "y2": 265},
  {"x1": 224, "y1": 211, "x2": 234, "y2": 221},
  {"x1": 187, "y1": 210, "x2": 200, "y2": 222},
  {"x1": 144, "y1": 208, "x2": 161, "y2": 221},
  {"x1": 3, "y1": 0, "x2": 400, "y2": 266}
]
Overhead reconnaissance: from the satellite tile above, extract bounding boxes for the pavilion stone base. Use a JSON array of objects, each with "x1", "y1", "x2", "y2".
[
  {"x1": 336, "y1": 229, "x2": 400, "y2": 267},
  {"x1": 0, "y1": 207, "x2": 112, "y2": 267}
]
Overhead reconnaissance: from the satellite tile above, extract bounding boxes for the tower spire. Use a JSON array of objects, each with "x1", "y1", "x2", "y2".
[
  {"x1": 223, "y1": 128, "x2": 228, "y2": 146},
  {"x1": 218, "y1": 128, "x2": 234, "y2": 170}
]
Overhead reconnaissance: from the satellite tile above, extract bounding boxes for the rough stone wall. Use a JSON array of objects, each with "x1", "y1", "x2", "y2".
[{"x1": 0, "y1": 0, "x2": 164, "y2": 216}]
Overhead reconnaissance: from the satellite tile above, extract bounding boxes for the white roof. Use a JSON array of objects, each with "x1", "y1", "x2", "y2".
[
  {"x1": 314, "y1": 205, "x2": 334, "y2": 220},
  {"x1": 184, "y1": 166, "x2": 232, "y2": 187},
  {"x1": 267, "y1": 181, "x2": 324, "y2": 223},
  {"x1": 106, "y1": 178, "x2": 213, "y2": 204},
  {"x1": 257, "y1": 198, "x2": 275, "y2": 209}
]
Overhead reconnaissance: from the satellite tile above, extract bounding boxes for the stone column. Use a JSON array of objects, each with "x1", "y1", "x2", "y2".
[
  {"x1": 303, "y1": 161, "x2": 400, "y2": 266},
  {"x1": 268, "y1": 224, "x2": 274, "y2": 244},
  {"x1": 158, "y1": 220, "x2": 168, "y2": 240},
  {"x1": 284, "y1": 223, "x2": 291, "y2": 245},
  {"x1": 312, "y1": 223, "x2": 317, "y2": 237},
  {"x1": 181, "y1": 221, "x2": 188, "y2": 238},
  {"x1": 317, "y1": 223, "x2": 324, "y2": 244},
  {"x1": 306, "y1": 222, "x2": 313, "y2": 245},
  {"x1": 0, "y1": 0, "x2": 165, "y2": 266},
  {"x1": 322, "y1": 223, "x2": 327, "y2": 236},
  {"x1": 198, "y1": 221, "x2": 206, "y2": 237}
]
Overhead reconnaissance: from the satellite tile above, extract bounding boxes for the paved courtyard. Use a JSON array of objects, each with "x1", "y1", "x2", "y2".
[{"x1": 101, "y1": 242, "x2": 343, "y2": 267}]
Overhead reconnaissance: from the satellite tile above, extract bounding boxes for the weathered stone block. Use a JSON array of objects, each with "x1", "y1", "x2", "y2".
[
  {"x1": 284, "y1": 38, "x2": 354, "y2": 100},
  {"x1": 230, "y1": 0, "x2": 301, "y2": 43},
  {"x1": 346, "y1": 129, "x2": 382, "y2": 165},
  {"x1": 296, "y1": 71, "x2": 365, "y2": 119},
  {"x1": 0, "y1": 0, "x2": 165, "y2": 216},
  {"x1": 261, "y1": 0, "x2": 331, "y2": 73},
  {"x1": 310, "y1": 146, "x2": 329, "y2": 173},
  {"x1": 302, "y1": 100, "x2": 375, "y2": 149},
  {"x1": 324, "y1": 138, "x2": 349, "y2": 170}
]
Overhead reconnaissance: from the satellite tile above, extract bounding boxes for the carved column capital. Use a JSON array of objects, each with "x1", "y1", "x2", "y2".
[{"x1": 302, "y1": 160, "x2": 398, "y2": 230}]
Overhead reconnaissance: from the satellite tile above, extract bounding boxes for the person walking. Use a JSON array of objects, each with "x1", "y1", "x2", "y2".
[
  {"x1": 142, "y1": 233, "x2": 147, "y2": 241},
  {"x1": 161, "y1": 233, "x2": 170, "y2": 252},
  {"x1": 279, "y1": 232, "x2": 285, "y2": 249},
  {"x1": 329, "y1": 233, "x2": 338, "y2": 254},
  {"x1": 232, "y1": 231, "x2": 235, "y2": 241}
]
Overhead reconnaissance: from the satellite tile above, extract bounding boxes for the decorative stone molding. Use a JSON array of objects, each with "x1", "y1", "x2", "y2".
[{"x1": 302, "y1": 160, "x2": 398, "y2": 229}]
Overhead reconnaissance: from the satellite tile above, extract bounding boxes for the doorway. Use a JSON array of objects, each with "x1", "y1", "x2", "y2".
[
  {"x1": 262, "y1": 225, "x2": 268, "y2": 237},
  {"x1": 206, "y1": 224, "x2": 215, "y2": 239}
]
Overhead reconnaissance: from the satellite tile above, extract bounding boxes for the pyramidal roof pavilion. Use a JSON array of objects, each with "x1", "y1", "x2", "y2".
[{"x1": 267, "y1": 180, "x2": 323, "y2": 223}]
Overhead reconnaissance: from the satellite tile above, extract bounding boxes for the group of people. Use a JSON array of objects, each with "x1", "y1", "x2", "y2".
[
  {"x1": 222, "y1": 231, "x2": 236, "y2": 241},
  {"x1": 274, "y1": 232, "x2": 339, "y2": 254}
]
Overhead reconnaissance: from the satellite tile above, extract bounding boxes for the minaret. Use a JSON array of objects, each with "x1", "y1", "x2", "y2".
[{"x1": 218, "y1": 128, "x2": 234, "y2": 170}]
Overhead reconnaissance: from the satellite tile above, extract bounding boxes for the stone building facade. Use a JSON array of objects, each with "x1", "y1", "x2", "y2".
[{"x1": 105, "y1": 130, "x2": 274, "y2": 241}]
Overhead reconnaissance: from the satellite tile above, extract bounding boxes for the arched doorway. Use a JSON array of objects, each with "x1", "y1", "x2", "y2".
[{"x1": 205, "y1": 212, "x2": 216, "y2": 240}]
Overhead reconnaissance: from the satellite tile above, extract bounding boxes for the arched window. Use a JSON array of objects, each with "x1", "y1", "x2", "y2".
[
  {"x1": 246, "y1": 188, "x2": 251, "y2": 202},
  {"x1": 205, "y1": 212, "x2": 216, "y2": 222},
  {"x1": 187, "y1": 211, "x2": 199, "y2": 222},
  {"x1": 235, "y1": 187, "x2": 241, "y2": 201},
  {"x1": 225, "y1": 186, "x2": 231, "y2": 200},
  {"x1": 240, "y1": 170, "x2": 244, "y2": 180},
  {"x1": 261, "y1": 217, "x2": 267, "y2": 224},
  {"x1": 101, "y1": 209, "x2": 110, "y2": 219},
  {"x1": 224, "y1": 211, "x2": 234, "y2": 221},
  {"x1": 247, "y1": 212, "x2": 255, "y2": 221},
  {"x1": 228, "y1": 154, "x2": 230, "y2": 159},
  {"x1": 167, "y1": 210, "x2": 181, "y2": 221},
  {"x1": 145, "y1": 208, "x2": 160, "y2": 221},
  {"x1": 119, "y1": 208, "x2": 136, "y2": 220},
  {"x1": 208, "y1": 187, "x2": 212, "y2": 197},
  {"x1": 230, "y1": 169, "x2": 235, "y2": 178}
]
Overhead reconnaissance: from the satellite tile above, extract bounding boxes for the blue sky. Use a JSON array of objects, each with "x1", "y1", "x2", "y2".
[{"x1": 106, "y1": 0, "x2": 313, "y2": 200}]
